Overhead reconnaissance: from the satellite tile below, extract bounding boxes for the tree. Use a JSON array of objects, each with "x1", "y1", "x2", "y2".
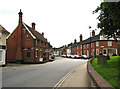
[{"x1": 93, "y1": 2, "x2": 120, "y2": 40}]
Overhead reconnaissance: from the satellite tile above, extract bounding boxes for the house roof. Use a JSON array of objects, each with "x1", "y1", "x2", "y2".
[
  {"x1": 72, "y1": 35, "x2": 100, "y2": 47},
  {"x1": 23, "y1": 23, "x2": 48, "y2": 43},
  {"x1": 0, "y1": 25, "x2": 10, "y2": 34}
]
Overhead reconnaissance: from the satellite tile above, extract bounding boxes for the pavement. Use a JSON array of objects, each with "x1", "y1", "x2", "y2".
[{"x1": 60, "y1": 62, "x2": 89, "y2": 87}]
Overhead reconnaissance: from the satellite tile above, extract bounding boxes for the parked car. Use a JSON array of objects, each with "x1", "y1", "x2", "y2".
[
  {"x1": 70, "y1": 55, "x2": 81, "y2": 59},
  {"x1": 67, "y1": 55, "x2": 72, "y2": 58},
  {"x1": 71, "y1": 55, "x2": 75, "y2": 58},
  {"x1": 80, "y1": 55, "x2": 90, "y2": 59},
  {"x1": 74, "y1": 55, "x2": 81, "y2": 59},
  {"x1": 62, "y1": 55, "x2": 67, "y2": 58}
]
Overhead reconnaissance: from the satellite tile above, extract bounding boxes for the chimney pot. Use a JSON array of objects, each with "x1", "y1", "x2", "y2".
[
  {"x1": 92, "y1": 30, "x2": 95, "y2": 36},
  {"x1": 42, "y1": 32, "x2": 44, "y2": 37},
  {"x1": 80, "y1": 34, "x2": 82, "y2": 42},
  {"x1": 18, "y1": 9, "x2": 23, "y2": 24},
  {"x1": 74, "y1": 39, "x2": 77, "y2": 43},
  {"x1": 32, "y1": 22, "x2": 36, "y2": 30}
]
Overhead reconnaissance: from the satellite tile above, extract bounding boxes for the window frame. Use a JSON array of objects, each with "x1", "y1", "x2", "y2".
[
  {"x1": 27, "y1": 52, "x2": 31, "y2": 57},
  {"x1": 0, "y1": 50, "x2": 3, "y2": 62},
  {"x1": 96, "y1": 49, "x2": 99, "y2": 55},
  {"x1": 96, "y1": 42, "x2": 99, "y2": 47},
  {"x1": 108, "y1": 41, "x2": 112, "y2": 46}
]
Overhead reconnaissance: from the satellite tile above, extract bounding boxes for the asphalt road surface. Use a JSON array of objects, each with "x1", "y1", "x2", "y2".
[{"x1": 2, "y1": 57, "x2": 88, "y2": 88}]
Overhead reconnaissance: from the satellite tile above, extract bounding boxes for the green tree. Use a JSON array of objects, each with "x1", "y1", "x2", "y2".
[{"x1": 93, "y1": 2, "x2": 120, "y2": 39}]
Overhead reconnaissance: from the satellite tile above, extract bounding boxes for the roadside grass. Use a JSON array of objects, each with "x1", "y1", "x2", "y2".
[{"x1": 92, "y1": 56, "x2": 120, "y2": 89}]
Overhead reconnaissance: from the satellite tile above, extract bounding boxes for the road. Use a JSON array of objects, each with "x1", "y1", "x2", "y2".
[{"x1": 2, "y1": 57, "x2": 88, "y2": 88}]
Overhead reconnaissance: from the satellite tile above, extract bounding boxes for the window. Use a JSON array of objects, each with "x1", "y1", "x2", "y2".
[
  {"x1": 103, "y1": 49, "x2": 107, "y2": 55},
  {"x1": 81, "y1": 45, "x2": 82, "y2": 49},
  {"x1": 0, "y1": 50, "x2": 3, "y2": 61},
  {"x1": 27, "y1": 52, "x2": 30, "y2": 57},
  {"x1": 91, "y1": 50, "x2": 92, "y2": 55},
  {"x1": 84, "y1": 45, "x2": 86, "y2": 49},
  {"x1": 96, "y1": 49, "x2": 99, "y2": 55},
  {"x1": 96, "y1": 42, "x2": 99, "y2": 47},
  {"x1": 84, "y1": 50, "x2": 86, "y2": 55},
  {"x1": 108, "y1": 41, "x2": 112, "y2": 46},
  {"x1": 0, "y1": 32, "x2": 2, "y2": 40},
  {"x1": 91, "y1": 43, "x2": 92, "y2": 48},
  {"x1": 87, "y1": 44, "x2": 89, "y2": 49},
  {"x1": 36, "y1": 50, "x2": 38, "y2": 58}
]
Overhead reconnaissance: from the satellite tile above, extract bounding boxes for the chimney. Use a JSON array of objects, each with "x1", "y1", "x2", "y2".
[
  {"x1": 32, "y1": 22, "x2": 36, "y2": 30},
  {"x1": 18, "y1": 9, "x2": 23, "y2": 24},
  {"x1": 79, "y1": 34, "x2": 82, "y2": 42},
  {"x1": 92, "y1": 30, "x2": 95, "y2": 36},
  {"x1": 74, "y1": 39, "x2": 77, "y2": 43},
  {"x1": 42, "y1": 32, "x2": 44, "y2": 37}
]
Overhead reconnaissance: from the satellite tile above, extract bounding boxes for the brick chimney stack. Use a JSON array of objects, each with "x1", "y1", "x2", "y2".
[
  {"x1": 42, "y1": 32, "x2": 44, "y2": 37},
  {"x1": 92, "y1": 30, "x2": 95, "y2": 36},
  {"x1": 74, "y1": 39, "x2": 77, "y2": 43},
  {"x1": 16, "y1": 9, "x2": 23, "y2": 61},
  {"x1": 32, "y1": 22, "x2": 36, "y2": 30},
  {"x1": 80, "y1": 34, "x2": 82, "y2": 42},
  {"x1": 18, "y1": 9, "x2": 23, "y2": 24}
]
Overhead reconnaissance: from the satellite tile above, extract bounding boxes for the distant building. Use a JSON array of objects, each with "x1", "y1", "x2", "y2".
[
  {"x1": 0, "y1": 25, "x2": 10, "y2": 66},
  {"x1": 71, "y1": 30, "x2": 120, "y2": 57},
  {"x1": 7, "y1": 10, "x2": 52, "y2": 63}
]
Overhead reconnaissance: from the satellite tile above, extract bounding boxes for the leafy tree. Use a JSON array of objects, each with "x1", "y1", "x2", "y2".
[{"x1": 93, "y1": 2, "x2": 120, "y2": 39}]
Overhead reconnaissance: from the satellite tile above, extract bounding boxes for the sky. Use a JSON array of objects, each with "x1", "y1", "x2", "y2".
[{"x1": 0, "y1": 0, "x2": 101, "y2": 48}]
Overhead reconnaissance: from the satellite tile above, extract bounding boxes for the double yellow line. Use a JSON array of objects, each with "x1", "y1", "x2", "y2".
[{"x1": 52, "y1": 70, "x2": 73, "y2": 89}]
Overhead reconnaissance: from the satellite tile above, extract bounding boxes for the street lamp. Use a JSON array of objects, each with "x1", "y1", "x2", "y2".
[{"x1": 89, "y1": 26, "x2": 92, "y2": 57}]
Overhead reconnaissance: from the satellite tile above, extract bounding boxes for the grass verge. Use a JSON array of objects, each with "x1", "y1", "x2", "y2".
[{"x1": 92, "y1": 56, "x2": 120, "y2": 89}]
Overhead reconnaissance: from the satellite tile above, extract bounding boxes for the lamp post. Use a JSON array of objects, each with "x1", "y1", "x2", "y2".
[{"x1": 89, "y1": 26, "x2": 92, "y2": 57}]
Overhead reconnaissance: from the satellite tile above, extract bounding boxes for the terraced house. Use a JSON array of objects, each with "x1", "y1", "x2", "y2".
[
  {"x1": 71, "y1": 30, "x2": 120, "y2": 57},
  {"x1": 0, "y1": 25, "x2": 9, "y2": 66},
  {"x1": 7, "y1": 10, "x2": 52, "y2": 63}
]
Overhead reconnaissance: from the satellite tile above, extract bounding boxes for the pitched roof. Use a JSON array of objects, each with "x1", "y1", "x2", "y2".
[
  {"x1": 23, "y1": 23, "x2": 48, "y2": 43},
  {"x1": 0, "y1": 25, "x2": 10, "y2": 34},
  {"x1": 72, "y1": 35, "x2": 100, "y2": 47}
]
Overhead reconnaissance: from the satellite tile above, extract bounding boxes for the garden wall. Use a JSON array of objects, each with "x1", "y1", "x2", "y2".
[{"x1": 87, "y1": 58, "x2": 115, "y2": 89}]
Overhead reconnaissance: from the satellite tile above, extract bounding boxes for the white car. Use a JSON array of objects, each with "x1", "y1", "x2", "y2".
[{"x1": 81, "y1": 55, "x2": 90, "y2": 59}]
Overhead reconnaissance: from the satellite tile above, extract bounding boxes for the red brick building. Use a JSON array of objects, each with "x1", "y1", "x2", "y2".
[
  {"x1": 7, "y1": 10, "x2": 52, "y2": 63},
  {"x1": 71, "y1": 30, "x2": 120, "y2": 57}
]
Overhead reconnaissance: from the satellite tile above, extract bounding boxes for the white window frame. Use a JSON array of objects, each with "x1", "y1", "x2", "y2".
[
  {"x1": 87, "y1": 44, "x2": 89, "y2": 49},
  {"x1": 81, "y1": 45, "x2": 82, "y2": 49},
  {"x1": 108, "y1": 41, "x2": 112, "y2": 46},
  {"x1": 81, "y1": 51, "x2": 82, "y2": 55},
  {"x1": 96, "y1": 49, "x2": 99, "y2": 55},
  {"x1": 96, "y1": 42, "x2": 99, "y2": 47},
  {"x1": 84, "y1": 45, "x2": 86, "y2": 49},
  {"x1": 0, "y1": 50, "x2": 3, "y2": 62}
]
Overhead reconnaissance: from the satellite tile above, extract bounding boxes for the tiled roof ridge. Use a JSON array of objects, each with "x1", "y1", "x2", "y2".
[{"x1": 23, "y1": 22, "x2": 48, "y2": 43}]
